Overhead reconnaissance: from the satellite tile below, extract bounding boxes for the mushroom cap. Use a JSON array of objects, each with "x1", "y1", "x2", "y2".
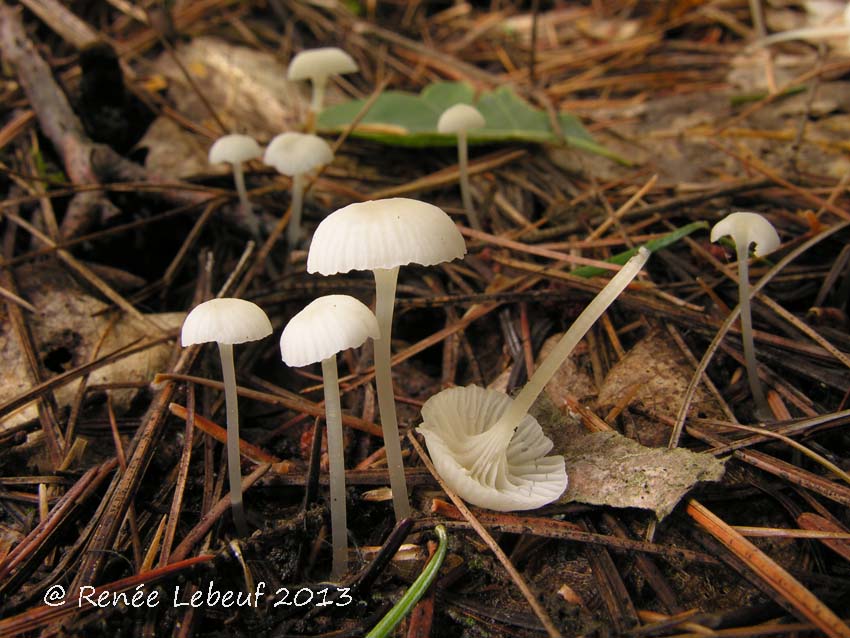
[
  {"x1": 710, "y1": 212, "x2": 780, "y2": 257},
  {"x1": 208, "y1": 134, "x2": 263, "y2": 166},
  {"x1": 263, "y1": 132, "x2": 334, "y2": 176},
  {"x1": 181, "y1": 298, "x2": 272, "y2": 347},
  {"x1": 280, "y1": 295, "x2": 379, "y2": 367},
  {"x1": 287, "y1": 47, "x2": 358, "y2": 82},
  {"x1": 437, "y1": 103, "x2": 486, "y2": 134},
  {"x1": 307, "y1": 198, "x2": 467, "y2": 275},
  {"x1": 417, "y1": 385, "x2": 568, "y2": 511}
]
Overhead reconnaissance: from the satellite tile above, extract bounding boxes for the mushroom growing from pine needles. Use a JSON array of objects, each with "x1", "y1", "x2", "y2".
[
  {"x1": 418, "y1": 248, "x2": 650, "y2": 510},
  {"x1": 208, "y1": 134, "x2": 263, "y2": 236},
  {"x1": 287, "y1": 47, "x2": 359, "y2": 132},
  {"x1": 181, "y1": 298, "x2": 272, "y2": 534},
  {"x1": 438, "y1": 103, "x2": 486, "y2": 230},
  {"x1": 280, "y1": 295, "x2": 379, "y2": 580},
  {"x1": 263, "y1": 132, "x2": 333, "y2": 250},
  {"x1": 307, "y1": 198, "x2": 467, "y2": 521},
  {"x1": 711, "y1": 211, "x2": 780, "y2": 419}
]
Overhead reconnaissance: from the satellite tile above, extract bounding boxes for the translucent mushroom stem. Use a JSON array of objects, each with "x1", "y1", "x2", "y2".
[
  {"x1": 373, "y1": 266, "x2": 411, "y2": 521},
  {"x1": 735, "y1": 243, "x2": 770, "y2": 418},
  {"x1": 457, "y1": 131, "x2": 481, "y2": 231},
  {"x1": 492, "y1": 247, "x2": 651, "y2": 435},
  {"x1": 755, "y1": 26, "x2": 850, "y2": 48},
  {"x1": 287, "y1": 173, "x2": 306, "y2": 249},
  {"x1": 232, "y1": 162, "x2": 250, "y2": 213},
  {"x1": 321, "y1": 356, "x2": 348, "y2": 580},
  {"x1": 218, "y1": 342, "x2": 248, "y2": 536}
]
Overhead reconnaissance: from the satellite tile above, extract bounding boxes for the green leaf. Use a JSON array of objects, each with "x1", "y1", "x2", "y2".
[
  {"x1": 318, "y1": 81, "x2": 629, "y2": 163},
  {"x1": 571, "y1": 221, "x2": 709, "y2": 278},
  {"x1": 365, "y1": 524, "x2": 448, "y2": 638}
]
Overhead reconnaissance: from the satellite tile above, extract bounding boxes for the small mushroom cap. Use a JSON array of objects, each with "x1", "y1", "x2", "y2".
[
  {"x1": 307, "y1": 198, "x2": 467, "y2": 275},
  {"x1": 263, "y1": 132, "x2": 334, "y2": 176},
  {"x1": 181, "y1": 298, "x2": 272, "y2": 347},
  {"x1": 208, "y1": 134, "x2": 263, "y2": 166},
  {"x1": 417, "y1": 385, "x2": 568, "y2": 511},
  {"x1": 437, "y1": 103, "x2": 486, "y2": 134},
  {"x1": 287, "y1": 47, "x2": 358, "y2": 82},
  {"x1": 711, "y1": 212, "x2": 780, "y2": 257},
  {"x1": 280, "y1": 295, "x2": 379, "y2": 367}
]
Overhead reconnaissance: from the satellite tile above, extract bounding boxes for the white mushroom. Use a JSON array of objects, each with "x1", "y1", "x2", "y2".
[
  {"x1": 280, "y1": 295, "x2": 379, "y2": 580},
  {"x1": 208, "y1": 134, "x2": 263, "y2": 233},
  {"x1": 287, "y1": 47, "x2": 359, "y2": 130},
  {"x1": 263, "y1": 132, "x2": 334, "y2": 249},
  {"x1": 418, "y1": 248, "x2": 650, "y2": 510},
  {"x1": 307, "y1": 198, "x2": 467, "y2": 520},
  {"x1": 437, "y1": 104, "x2": 486, "y2": 230},
  {"x1": 711, "y1": 212, "x2": 780, "y2": 419},
  {"x1": 181, "y1": 298, "x2": 272, "y2": 534}
]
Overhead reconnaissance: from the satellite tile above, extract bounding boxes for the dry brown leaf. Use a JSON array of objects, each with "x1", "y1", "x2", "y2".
[
  {"x1": 596, "y1": 330, "x2": 727, "y2": 447},
  {"x1": 0, "y1": 265, "x2": 182, "y2": 433}
]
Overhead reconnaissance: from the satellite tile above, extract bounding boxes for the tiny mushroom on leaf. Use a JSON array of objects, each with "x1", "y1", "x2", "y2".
[
  {"x1": 208, "y1": 134, "x2": 263, "y2": 234},
  {"x1": 437, "y1": 103, "x2": 486, "y2": 231},
  {"x1": 181, "y1": 298, "x2": 272, "y2": 534},
  {"x1": 263, "y1": 132, "x2": 334, "y2": 249},
  {"x1": 287, "y1": 47, "x2": 359, "y2": 130},
  {"x1": 711, "y1": 211, "x2": 780, "y2": 419},
  {"x1": 418, "y1": 247, "x2": 650, "y2": 510},
  {"x1": 280, "y1": 295, "x2": 379, "y2": 580},
  {"x1": 307, "y1": 198, "x2": 467, "y2": 521}
]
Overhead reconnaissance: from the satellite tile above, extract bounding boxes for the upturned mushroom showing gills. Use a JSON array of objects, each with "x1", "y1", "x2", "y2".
[
  {"x1": 307, "y1": 198, "x2": 467, "y2": 521},
  {"x1": 437, "y1": 103, "x2": 486, "y2": 231},
  {"x1": 263, "y1": 132, "x2": 333, "y2": 250},
  {"x1": 418, "y1": 247, "x2": 650, "y2": 510},
  {"x1": 711, "y1": 211, "x2": 780, "y2": 419},
  {"x1": 287, "y1": 47, "x2": 358, "y2": 131},
  {"x1": 181, "y1": 298, "x2": 272, "y2": 534},
  {"x1": 208, "y1": 134, "x2": 263, "y2": 235},
  {"x1": 280, "y1": 295, "x2": 379, "y2": 580}
]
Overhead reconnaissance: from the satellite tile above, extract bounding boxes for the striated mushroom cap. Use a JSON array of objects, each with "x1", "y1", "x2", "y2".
[
  {"x1": 263, "y1": 132, "x2": 333, "y2": 176},
  {"x1": 307, "y1": 198, "x2": 467, "y2": 275},
  {"x1": 287, "y1": 47, "x2": 358, "y2": 82},
  {"x1": 181, "y1": 298, "x2": 272, "y2": 346},
  {"x1": 280, "y1": 295, "x2": 379, "y2": 367},
  {"x1": 417, "y1": 385, "x2": 567, "y2": 511},
  {"x1": 208, "y1": 134, "x2": 263, "y2": 166},
  {"x1": 711, "y1": 212, "x2": 780, "y2": 258}
]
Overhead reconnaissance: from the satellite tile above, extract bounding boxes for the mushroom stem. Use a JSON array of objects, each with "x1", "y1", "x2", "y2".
[
  {"x1": 373, "y1": 266, "x2": 411, "y2": 521},
  {"x1": 321, "y1": 356, "x2": 348, "y2": 580},
  {"x1": 735, "y1": 243, "x2": 771, "y2": 418},
  {"x1": 218, "y1": 342, "x2": 248, "y2": 536},
  {"x1": 287, "y1": 173, "x2": 306, "y2": 249},
  {"x1": 457, "y1": 131, "x2": 481, "y2": 231},
  {"x1": 232, "y1": 161, "x2": 250, "y2": 213},
  {"x1": 494, "y1": 248, "x2": 650, "y2": 434}
]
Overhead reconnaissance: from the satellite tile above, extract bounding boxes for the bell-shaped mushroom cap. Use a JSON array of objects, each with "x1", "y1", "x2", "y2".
[
  {"x1": 263, "y1": 132, "x2": 334, "y2": 176},
  {"x1": 711, "y1": 212, "x2": 780, "y2": 258},
  {"x1": 287, "y1": 47, "x2": 358, "y2": 81},
  {"x1": 181, "y1": 298, "x2": 272, "y2": 347},
  {"x1": 280, "y1": 295, "x2": 379, "y2": 367},
  {"x1": 437, "y1": 103, "x2": 486, "y2": 134},
  {"x1": 307, "y1": 198, "x2": 467, "y2": 275},
  {"x1": 417, "y1": 385, "x2": 567, "y2": 511},
  {"x1": 208, "y1": 134, "x2": 263, "y2": 165}
]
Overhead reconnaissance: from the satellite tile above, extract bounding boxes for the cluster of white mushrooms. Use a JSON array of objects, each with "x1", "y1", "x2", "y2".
[{"x1": 181, "y1": 46, "x2": 783, "y2": 580}]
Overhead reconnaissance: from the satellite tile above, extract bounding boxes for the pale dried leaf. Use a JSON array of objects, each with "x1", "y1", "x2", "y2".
[{"x1": 557, "y1": 429, "x2": 726, "y2": 520}]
